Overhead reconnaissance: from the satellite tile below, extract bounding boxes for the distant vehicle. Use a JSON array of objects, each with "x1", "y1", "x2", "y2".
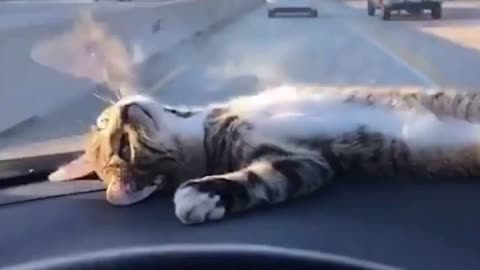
[
  {"x1": 266, "y1": 0, "x2": 318, "y2": 18},
  {"x1": 367, "y1": 0, "x2": 444, "y2": 20}
]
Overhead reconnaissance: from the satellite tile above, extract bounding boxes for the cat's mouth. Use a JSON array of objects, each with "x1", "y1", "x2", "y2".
[{"x1": 105, "y1": 176, "x2": 164, "y2": 206}]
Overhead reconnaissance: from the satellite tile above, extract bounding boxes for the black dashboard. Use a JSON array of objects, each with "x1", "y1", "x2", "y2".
[
  {"x1": 0, "y1": 147, "x2": 479, "y2": 270},
  {"x1": 1, "y1": 175, "x2": 479, "y2": 269}
]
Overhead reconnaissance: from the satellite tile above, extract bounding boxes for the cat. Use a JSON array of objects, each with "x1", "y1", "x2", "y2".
[{"x1": 48, "y1": 85, "x2": 480, "y2": 224}]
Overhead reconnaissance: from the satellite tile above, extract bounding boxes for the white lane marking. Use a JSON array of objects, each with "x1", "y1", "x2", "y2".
[
  {"x1": 331, "y1": 0, "x2": 438, "y2": 88},
  {"x1": 349, "y1": 24, "x2": 437, "y2": 88}
]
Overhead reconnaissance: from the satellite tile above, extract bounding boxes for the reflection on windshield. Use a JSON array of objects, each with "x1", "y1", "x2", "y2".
[{"x1": 1, "y1": 0, "x2": 479, "y2": 151}]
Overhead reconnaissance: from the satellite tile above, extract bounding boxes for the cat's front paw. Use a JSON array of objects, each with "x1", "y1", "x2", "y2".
[{"x1": 173, "y1": 180, "x2": 226, "y2": 224}]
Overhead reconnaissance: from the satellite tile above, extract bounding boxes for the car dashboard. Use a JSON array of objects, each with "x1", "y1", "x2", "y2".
[{"x1": 0, "y1": 142, "x2": 479, "y2": 270}]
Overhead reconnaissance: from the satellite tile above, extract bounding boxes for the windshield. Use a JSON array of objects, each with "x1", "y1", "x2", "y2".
[
  {"x1": 2, "y1": 0, "x2": 477, "y2": 147},
  {"x1": 1, "y1": 0, "x2": 479, "y2": 193}
]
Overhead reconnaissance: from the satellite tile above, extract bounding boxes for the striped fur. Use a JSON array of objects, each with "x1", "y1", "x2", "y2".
[{"x1": 51, "y1": 85, "x2": 480, "y2": 224}]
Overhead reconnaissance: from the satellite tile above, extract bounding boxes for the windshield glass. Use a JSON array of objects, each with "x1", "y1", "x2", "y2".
[{"x1": 2, "y1": 0, "x2": 479, "y2": 151}]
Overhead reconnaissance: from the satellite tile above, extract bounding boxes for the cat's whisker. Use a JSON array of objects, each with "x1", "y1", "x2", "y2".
[{"x1": 92, "y1": 93, "x2": 115, "y2": 104}]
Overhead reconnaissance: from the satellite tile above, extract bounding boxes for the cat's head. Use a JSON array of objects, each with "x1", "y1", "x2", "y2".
[{"x1": 49, "y1": 95, "x2": 182, "y2": 205}]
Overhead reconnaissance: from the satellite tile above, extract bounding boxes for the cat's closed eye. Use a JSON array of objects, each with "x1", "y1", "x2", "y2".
[{"x1": 96, "y1": 116, "x2": 109, "y2": 130}]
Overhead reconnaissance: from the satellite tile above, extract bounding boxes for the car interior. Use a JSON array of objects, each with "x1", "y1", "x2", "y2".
[
  {"x1": 2, "y1": 0, "x2": 480, "y2": 269},
  {"x1": 1, "y1": 139, "x2": 479, "y2": 269}
]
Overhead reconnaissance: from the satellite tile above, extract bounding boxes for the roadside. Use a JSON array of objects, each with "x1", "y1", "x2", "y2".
[{"x1": 339, "y1": 0, "x2": 480, "y2": 91}]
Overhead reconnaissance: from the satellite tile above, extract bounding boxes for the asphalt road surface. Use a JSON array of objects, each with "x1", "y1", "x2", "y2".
[
  {"x1": 0, "y1": 1, "x2": 133, "y2": 30},
  {"x1": 0, "y1": 0, "x2": 204, "y2": 31}
]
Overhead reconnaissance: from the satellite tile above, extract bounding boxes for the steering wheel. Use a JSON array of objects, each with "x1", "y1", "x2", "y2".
[{"x1": 7, "y1": 244, "x2": 400, "y2": 270}]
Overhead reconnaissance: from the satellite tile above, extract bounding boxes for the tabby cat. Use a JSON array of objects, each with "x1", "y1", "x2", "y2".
[{"x1": 49, "y1": 85, "x2": 480, "y2": 224}]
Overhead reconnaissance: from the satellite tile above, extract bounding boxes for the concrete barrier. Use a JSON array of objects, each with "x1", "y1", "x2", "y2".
[{"x1": 0, "y1": 0, "x2": 263, "y2": 134}]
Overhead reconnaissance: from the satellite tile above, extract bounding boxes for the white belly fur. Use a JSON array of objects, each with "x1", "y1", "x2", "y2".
[{"x1": 228, "y1": 86, "x2": 480, "y2": 149}]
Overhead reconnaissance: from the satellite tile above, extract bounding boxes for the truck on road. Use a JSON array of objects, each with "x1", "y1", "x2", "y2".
[{"x1": 367, "y1": 0, "x2": 446, "y2": 20}]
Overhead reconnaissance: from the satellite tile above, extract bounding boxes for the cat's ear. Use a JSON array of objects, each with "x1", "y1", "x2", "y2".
[
  {"x1": 48, "y1": 153, "x2": 95, "y2": 182},
  {"x1": 125, "y1": 104, "x2": 158, "y2": 136}
]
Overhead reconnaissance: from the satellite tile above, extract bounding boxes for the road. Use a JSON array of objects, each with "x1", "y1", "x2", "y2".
[
  {"x1": 0, "y1": 0, "x2": 197, "y2": 29},
  {"x1": 0, "y1": 1, "x2": 132, "y2": 30},
  {"x1": 1, "y1": 0, "x2": 480, "y2": 149}
]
